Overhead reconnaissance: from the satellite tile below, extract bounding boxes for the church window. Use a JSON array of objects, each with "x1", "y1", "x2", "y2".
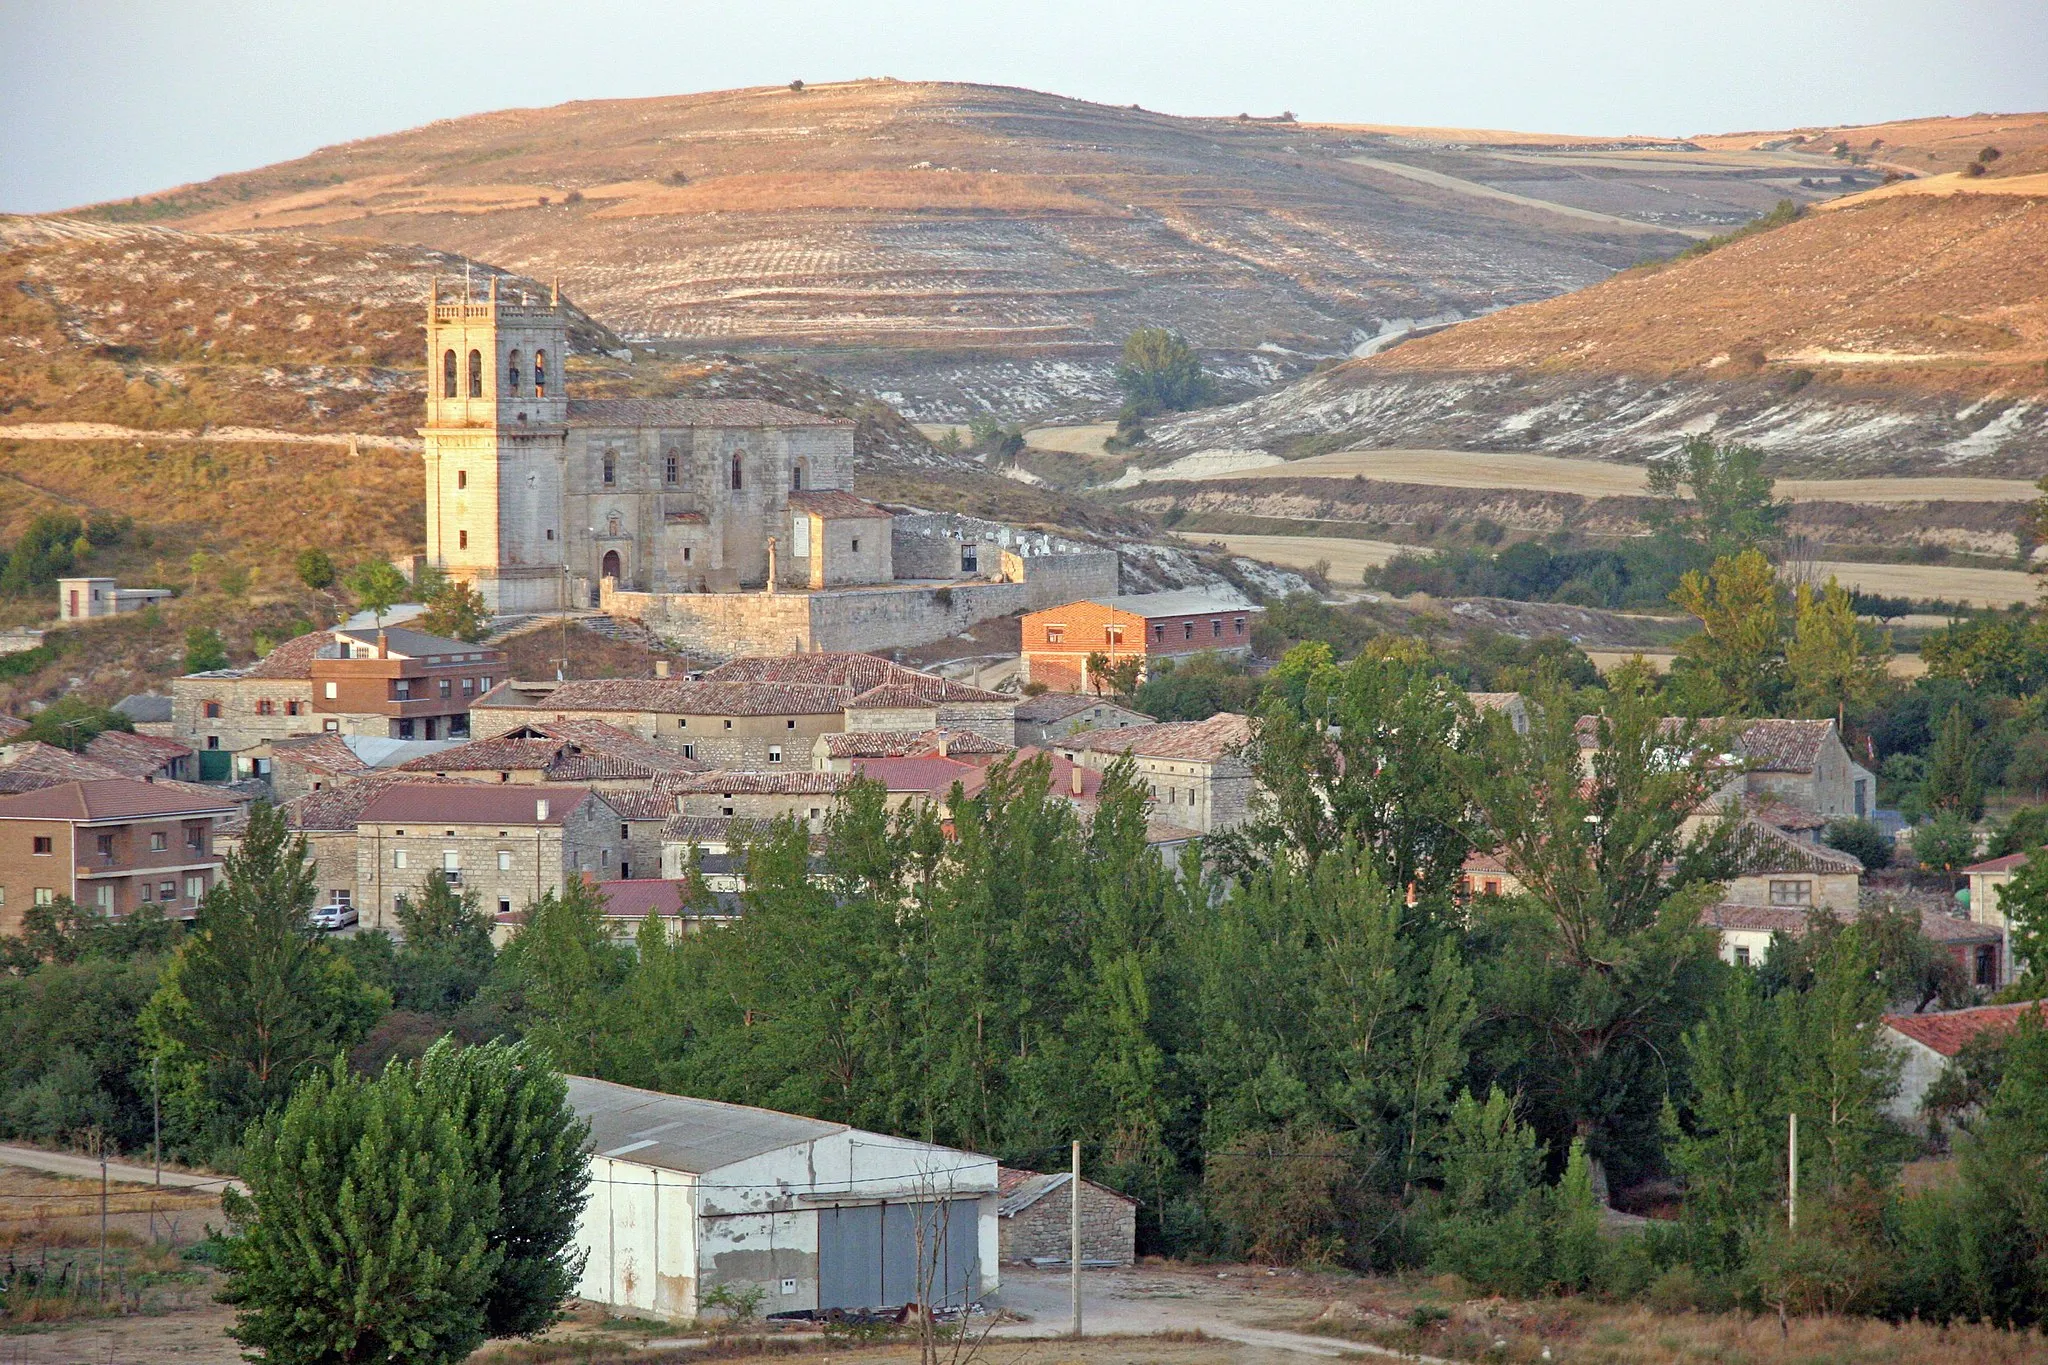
[
  {"x1": 730, "y1": 453, "x2": 743, "y2": 490},
  {"x1": 791, "y1": 462, "x2": 805, "y2": 491},
  {"x1": 664, "y1": 451, "x2": 678, "y2": 484},
  {"x1": 533, "y1": 350, "x2": 547, "y2": 396},
  {"x1": 851, "y1": 537, "x2": 860, "y2": 553},
  {"x1": 545, "y1": 529, "x2": 555, "y2": 541},
  {"x1": 602, "y1": 452, "x2": 616, "y2": 486},
  {"x1": 682, "y1": 547, "x2": 692, "y2": 563},
  {"x1": 456, "y1": 470, "x2": 466, "y2": 489},
  {"x1": 467, "y1": 350, "x2": 483, "y2": 398},
  {"x1": 506, "y1": 350, "x2": 522, "y2": 393},
  {"x1": 443, "y1": 349, "x2": 457, "y2": 398},
  {"x1": 458, "y1": 529, "x2": 468, "y2": 549}
]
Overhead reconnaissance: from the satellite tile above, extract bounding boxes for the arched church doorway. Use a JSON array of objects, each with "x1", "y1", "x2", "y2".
[{"x1": 601, "y1": 550, "x2": 622, "y2": 581}]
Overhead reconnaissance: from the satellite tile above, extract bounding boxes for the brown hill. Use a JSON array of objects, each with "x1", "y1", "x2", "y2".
[
  {"x1": 1147, "y1": 186, "x2": 2048, "y2": 474},
  {"x1": 80, "y1": 80, "x2": 1691, "y2": 418},
  {"x1": 1692, "y1": 111, "x2": 2048, "y2": 176}
]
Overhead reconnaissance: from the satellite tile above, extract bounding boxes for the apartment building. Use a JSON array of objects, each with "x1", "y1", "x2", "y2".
[
  {"x1": 0, "y1": 778, "x2": 237, "y2": 933},
  {"x1": 1020, "y1": 590, "x2": 1259, "y2": 692}
]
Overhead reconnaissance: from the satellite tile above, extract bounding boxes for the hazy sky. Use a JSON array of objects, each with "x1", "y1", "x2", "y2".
[{"x1": 3, "y1": 0, "x2": 2044, "y2": 212}]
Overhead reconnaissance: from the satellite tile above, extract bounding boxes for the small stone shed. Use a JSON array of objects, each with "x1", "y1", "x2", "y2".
[{"x1": 995, "y1": 1167, "x2": 1137, "y2": 1266}]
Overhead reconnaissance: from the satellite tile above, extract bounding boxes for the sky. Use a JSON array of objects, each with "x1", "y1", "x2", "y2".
[{"x1": 3, "y1": 0, "x2": 2045, "y2": 213}]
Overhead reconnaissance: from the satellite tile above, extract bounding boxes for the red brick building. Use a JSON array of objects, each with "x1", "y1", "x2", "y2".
[
  {"x1": 1020, "y1": 591, "x2": 1259, "y2": 693},
  {"x1": 0, "y1": 778, "x2": 238, "y2": 932},
  {"x1": 310, "y1": 625, "x2": 508, "y2": 742}
]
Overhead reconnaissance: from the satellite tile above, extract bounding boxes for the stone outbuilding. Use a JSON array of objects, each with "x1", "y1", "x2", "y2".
[
  {"x1": 995, "y1": 1167, "x2": 1137, "y2": 1266},
  {"x1": 1881, "y1": 1001, "x2": 2048, "y2": 1129}
]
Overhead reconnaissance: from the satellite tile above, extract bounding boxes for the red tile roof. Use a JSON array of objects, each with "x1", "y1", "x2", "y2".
[
  {"x1": 1737, "y1": 719, "x2": 1838, "y2": 772},
  {"x1": 602, "y1": 790, "x2": 679, "y2": 820},
  {"x1": 239, "y1": 629, "x2": 330, "y2": 680},
  {"x1": 595, "y1": 879, "x2": 727, "y2": 919},
  {"x1": 0, "y1": 716, "x2": 27, "y2": 739},
  {"x1": 1916, "y1": 910, "x2": 2004, "y2": 944},
  {"x1": 1013, "y1": 693, "x2": 1145, "y2": 724},
  {"x1": 276, "y1": 773, "x2": 480, "y2": 831},
  {"x1": 1747, "y1": 799, "x2": 1828, "y2": 832},
  {"x1": 1701, "y1": 903, "x2": 1816, "y2": 935},
  {"x1": 665, "y1": 771, "x2": 851, "y2": 796},
  {"x1": 478, "y1": 678, "x2": 850, "y2": 717},
  {"x1": 267, "y1": 733, "x2": 372, "y2": 776},
  {"x1": 1059, "y1": 713, "x2": 1253, "y2": 763},
  {"x1": 357, "y1": 783, "x2": 600, "y2": 827},
  {"x1": 1964, "y1": 852, "x2": 2031, "y2": 875},
  {"x1": 0, "y1": 778, "x2": 237, "y2": 822},
  {"x1": 847, "y1": 677, "x2": 1010, "y2": 708},
  {"x1": 701, "y1": 652, "x2": 915, "y2": 691},
  {"x1": 821, "y1": 729, "x2": 1012, "y2": 760},
  {"x1": 1882, "y1": 1002, "x2": 2048, "y2": 1057},
  {"x1": 852, "y1": 756, "x2": 989, "y2": 799},
  {"x1": 0, "y1": 743, "x2": 224, "y2": 801},
  {"x1": 1731, "y1": 817, "x2": 1866, "y2": 875},
  {"x1": 659, "y1": 814, "x2": 764, "y2": 845}
]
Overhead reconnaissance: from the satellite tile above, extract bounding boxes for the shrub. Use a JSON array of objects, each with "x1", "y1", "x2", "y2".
[
  {"x1": 1823, "y1": 818, "x2": 1893, "y2": 871},
  {"x1": 1203, "y1": 1122, "x2": 1351, "y2": 1264},
  {"x1": 294, "y1": 547, "x2": 335, "y2": 590},
  {"x1": 183, "y1": 625, "x2": 228, "y2": 673}
]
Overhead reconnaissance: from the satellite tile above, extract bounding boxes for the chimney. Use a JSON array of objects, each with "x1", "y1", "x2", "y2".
[
  {"x1": 535, "y1": 798, "x2": 550, "y2": 822},
  {"x1": 1070, "y1": 763, "x2": 1083, "y2": 797},
  {"x1": 376, "y1": 629, "x2": 388, "y2": 659},
  {"x1": 936, "y1": 731, "x2": 950, "y2": 758},
  {"x1": 654, "y1": 659, "x2": 671, "y2": 679},
  {"x1": 489, "y1": 273, "x2": 499, "y2": 306}
]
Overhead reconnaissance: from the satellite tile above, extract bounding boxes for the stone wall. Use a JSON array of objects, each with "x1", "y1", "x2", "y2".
[
  {"x1": 354, "y1": 796, "x2": 612, "y2": 929},
  {"x1": 1005, "y1": 548, "x2": 1120, "y2": 610},
  {"x1": 606, "y1": 580, "x2": 1037, "y2": 662},
  {"x1": 1000, "y1": 1178, "x2": 1135, "y2": 1266},
  {"x1": 170, "y1": 677, "x2": 317, "y2": 756}
]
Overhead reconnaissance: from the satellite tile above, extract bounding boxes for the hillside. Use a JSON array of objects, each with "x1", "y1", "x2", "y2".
[
  {"x1": 1146, "y1": 183, "x2": 2048, "y2": 475},
  {"x1": 78, "y1": 80, "x2": 1716, "y2": 419}
]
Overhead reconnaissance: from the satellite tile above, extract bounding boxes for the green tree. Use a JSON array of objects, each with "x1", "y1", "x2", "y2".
[
  {"x1": 182, "y1": 624, "x2": 228, "y2": 673},
  {"x1": 488, "y1": 877, "x2": 630, "y2": 1076},
  {"x1": 293, "y1": 547, "x2": 336, "y2": 591},
  {"x1": 1114, "y1": 327, "x2": 1214, "y2": 415},
  {"x1": 418, "y1": 1039, "x2": 591, "y2": 1337},
  {"x1": 392, "y1": 872, "x2": 497, "y2": 1014},
  {"x1": 18, "y1": 696, "x2": 133, "y2": 752},
  {"x1": 419, "y1": 578, "x2": 491, "y2": 643},
  {"x1": 344, "y1": 558, "x2": 410, "y2": 628},
  {"x1": 1995, "y1": 854, "x2": 2048, "y2": 992},
  {"x1": 1778, "y1": 924, "x2": 1903, "y2": 1193},
  {"x1": 1788, "y1": 578, "x2": 1890, "y2": 724},
  {"x1": 217, "y1": 560, "x2": 252, "y2": 599},
  {"x1": 1084, "y1": 650, "x2": 1145, "y2": 699},
  {"x1": 1912, "y1": 812, "x2": 1978, "y2": 882},
  {"x1": 1667, "y1": 969, "x2": 1787, "y2": 1271},
  {"x1": 221, "y1": 1057, "x2": 501, "y2": 1365},
  {"x1": 1822, "y1": 818, "x2": 1893, "y2": 871},
  {"x1": 1669, "y1": 549, "x2": 1787, "y2": 715},
  {"x1": 1647, "y1": 435, "x2": 1788, "y2": 560},
  {"x1": 1923, "y1": 704, "x2": 1985, "y2": 819},
  {"x1": 0, "y1": 512, "x2": 82, "y2": 596},
  {"x1": 142, "y1": 805, "x2": 386, "y2": 1154}
]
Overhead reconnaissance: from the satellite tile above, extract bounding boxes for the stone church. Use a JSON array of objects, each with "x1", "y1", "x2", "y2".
[{"x1": 422, "y1": 278, "x2": 892, "y2": 612}]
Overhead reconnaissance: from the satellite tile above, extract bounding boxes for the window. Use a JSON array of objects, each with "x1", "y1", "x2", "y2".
[
  {"x1": 1734, "y1": 945, "x2": 1752, "y2": 967},
  {"x1": 398, "y1": 719, "x2": 416, "y2": 739},
  {"x1": 468, "y1": 349, "x2": 483, "y2": 398},
  {"x1": 186, "y1": 827, "x2": 204, "y2": 850},
  {"x1": 730, "y1": 452, "x2": 743, "y2": 490},
  {"x1": 677, "y1": 717, "x2": 689, "y2": 729},
  {"x1": 546, "y1": 528, "x2": 555, "y2": 541},
  {"x1": 480, "y1": 677, "x2": 492, "y2": 693},
  {"x1": 443, "y1": 349, "x2": 458, "y2": 398},
  {"x1": 31, "y1": 836, "x2": 51, "y2": 855},
  {"x1": 463, "y1": 677, "x2": 475, "y2": 696},
  {"x1": 1976, "y1": 944, "x2": 1998, "y2": 986},
  {"x1": 1769, "y1": 879, "x2": 1813, "y2": 906},
  {"x1": 619, "y1": 824, "x2": 630, "y2": 841},
  {"x1": 1104, "y1": 625, "x2": 1123, "y2": 646},
  {"x1": 1854, "y1": 778, "x2": 1868, "y2": 818},
  {"x1": 1184, "y1": 621, "x2": 1195, "y2": 641},
  {"x1": 1235, "y1": 616, "x2": 1246, "y2": 634},
  {"x1": 184, "y1": 875, "x2": 204, "y2": 901},
  {"x1": 1045, "y1": 625, "x2": 1065, "y2": 644},
  {"x1": 442, "y1": 851, "x2": 460, "y2": 872},
  {"x1": 140, "y1": 881, "x2": 154, "y2": 902},
  {"x1": 393, "y1": 850, "x2": 408, "y2": 869},
  {"x1": 158, "y1": 880, "x2": 175, "y2": 901},
  {"x1": 851, "y1": 537, "x2": 860, "y2": 552},
  {"x1": 148, "y1": 832, "x2": 166, "y2": 852},
  {"x1": 323, "y1": 719, "x2": 340, "y2": 733},
  {"x1": 1212, "y1": 619, "x2": 1223, "y2": 637},
  {"x1": 786, "y1": 718, "x2": 796, "y2": 729},
  {"x1": 722, "y1": 805, "x2": 735, "y2": 817},
  {"x1": 768, "y1": 745, "x2": 783, "y2": 764},
  {"x1": 456, "y1": 469, "x2": 467, "y2": 489},
  {"x1": 333, "y1": 890, "x2": 351, "y2": 908},
  {"x1": 1153, "y1": 624, "x2": 1165, "y2": 643},
  {"x1": 286, "y1": 700, "x2": 303, "y2": 716},
  {"x1": 665, "y1": 451, "x2": 678, "y2": 484},
  {"x1": 498, "y1": 850, "x2": 513, "y2": 872},
  {"x1": 681, "y1": 742, "x2": 695, "y2": 759},
  {"x1": 791, "y1": 463, "x2": 804, "y2": 490},
  {"x1": 324, "y1": 682, "x2": 338, "y2": 700},
  {"x1": 723, "y1": 719, "x2": 733, "y2": 729},
  {"x1": 203, "y1": 701, "x2": 223, "y2": 719},
  {"x1": 36, "y1": 888, "x2": 54, "y2": 906},
  {"x1": 438, "y1": 678, "x2": 452, "y2": 700},
  {"x1": 94, "y1": 885, "x2": 114, "y2": 910},
  {"x1": 534, "y1": 350, "x2": 547, "y2": 396},
  {"x1": 255, "y1": 698, "x2": 275, "y2": 716},
  {"x1": 602, "y1": 452, "x2": 616, "y2": 486},
  {"x1": 506, "y1": 349, "x2": 522, "y2": 393},
  {"x1": 683, "y1": 546, "x2": 692, "y2": 563}
]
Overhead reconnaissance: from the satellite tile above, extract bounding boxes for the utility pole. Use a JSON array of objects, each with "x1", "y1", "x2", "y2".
[
  {"x1": 98, "y1": 1136, "x2": 109, "y2": 1305},
  {"x1": 152, "y1": 1055, "x2": 161, "y2": 1188},
  {"x1": 1787, "y1": 1112, "x2": 1799, "y2": 1233},
  {"x1": 1070, "y1": 1139, "x2": 1082, "y2": 1339}
]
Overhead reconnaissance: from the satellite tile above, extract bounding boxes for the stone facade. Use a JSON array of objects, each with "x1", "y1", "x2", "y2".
[
  {"x1": 997, "y1": 1171, "x2": 1136, "y2": 1266},
  {"x1": 1013, "y1": 695, "x2": 1153, "y2": 747},
  {"x1": 1054, "y1": 715, "x2": 1257, "y2": 835},
  {"x1": 354, "y1": 786, "x2": 617, "y2": 927}
]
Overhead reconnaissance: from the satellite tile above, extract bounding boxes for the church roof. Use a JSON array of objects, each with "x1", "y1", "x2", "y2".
[
  {"x1": 566, "y1": 398, "x2": 846, "y2": 429},
  {"x1": 789, "y1": 489, "x2": 889, "y2": 519}
]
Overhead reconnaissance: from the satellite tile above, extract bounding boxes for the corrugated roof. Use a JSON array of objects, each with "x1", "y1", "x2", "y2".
[
  {"x1": 1883, "y1": 1002, "x2": 2048, "y2": 1057},
  {"x1": 565, "y1": 1074, "x2": 847, "y2": 1174},
  {"x1": 0, "y1": 778, "x2": 237, "y2": 822},
  {"x1": 567, "y1": 397, "x2": 845, "y2": 429},
  {"x1": 1079, "y1": 589, "x2": 1254, "y2": 619},
  {"x1": 788, "y1": 489, "x2": 889, "y2": 519},
  {"x1": 358, "y1": 783, "x2": 600, "y2": 827}
]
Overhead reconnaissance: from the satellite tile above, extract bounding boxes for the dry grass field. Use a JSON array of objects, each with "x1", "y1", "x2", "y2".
[{"x1": 1191, "y1": 533, "x2": 1410, "y2": 581}]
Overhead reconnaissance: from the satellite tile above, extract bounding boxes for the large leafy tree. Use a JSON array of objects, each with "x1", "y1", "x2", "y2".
[
  {"x1": 487, "y1": 876, "x2": 630, "y2": 1077},
  {"x1": 1787, "y1": 578, "x2": 1890, "y2": 725},
  {"x1": 419, "y1": 578, "x2": 491, "y2": 643},
  {"x1": 393, "y1": 870, "x2": 497, "y2": 1014},
  {"x1": 1647, "y1": 435, "x2": 1788, "y2": 561},
  {"x1": 142, "y1": 804, "x2": 385, "y2": 1154},
  {"x1": 1669, "y1": 549, "x2": 1788, "y2": 716},
  {"x1": 222, "y1": 1057, "x2": 501, "y2": 1365},
  {"x1": 1114, "y1": 327, "x2": 1214, "y2": 415}
]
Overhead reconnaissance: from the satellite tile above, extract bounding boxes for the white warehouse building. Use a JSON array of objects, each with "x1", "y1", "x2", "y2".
[{"x1": 568, "y1": 1076, "x2": 1000, "y2": 1321}]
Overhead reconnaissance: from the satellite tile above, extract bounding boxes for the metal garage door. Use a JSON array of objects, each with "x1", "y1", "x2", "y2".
[{"x1": 817, "y1": 1200, "x2": 980, "y2": 1310}]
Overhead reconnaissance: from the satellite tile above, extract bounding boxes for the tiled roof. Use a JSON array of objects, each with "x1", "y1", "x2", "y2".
[
  {"x1": 1964, "y1": 852, "x2": 2031, "y2": 875},
  {"x1": 266, "y1": 733, "x2": 372, "y2": 776},
  {"x1": 1731, "y1": 817, "x2": 1866, "y2": 875},
  {"x1": 1747, "y1": 799, "x2": 1828, "y2": 832},
  {"x1": 358, "y1": 783, "x2": 601, "y2": 827},
  {"x1": 566, "y1": 397, "x2": 844, "y2": 428},
  {"x1": 847, "y1": 677, "x2": 1010, "y2": 709},
  {"x1": 1059, "y1": 713, "x2": 1253, "y2": 763},
  {"x1": 594, "y1": 879, "x2": 728, "y2": 920},
  {"x1": 518, "y1": 719, "x2": 705, "y2": 773},
  {"x1": 1463, "y1": 849, "x2": 1511, "y2": 875},
  {"x1": 1465, "y1": 692, "x2": 1524, "y2": 712},
  {"x1": 1014, "y1": 693, "x2": 1111, "y2": 723},
  {"x1": 112, "y1": 694, "x2": 172, "y2": 724},
  {"x1": 0, "y1": 778, "x2": 237, "y2": 822},
  {"x1": 821, "y1": 730, "x2": 1012, "y2": 760},
  {"x1": 667, "y1": 771, "x2": 851, "y2": 796},
  {"x1": 0, "y1": 742, "x2": 223, "y2": 801},
  {"x1": 331, "y1": 626, "x2": 498, "y2": 660},
  {"x1": 602, "y1": 790, "x2": 679, "y2": 820},
  {"x1": 1737, "y1": 719, "x2": 1837, "y2": 772},
  {"x1": 477, "y1": 677, "x2": 850, "y2": 717},
  {"x1": 701, "y1": 652, "x2": 915, "y2": 692},
  {"x1": 239, "y1": 630, "x2": 329, "y2": 680},
  {"x1": 852, "y1": 756, "x2": 989, "y2": 798},
  {"x1": 82, "y1": 730, "x2": 194, "y2": 776},
  {"x1": 0, "y1": 715, "x2": 28, "y2": 739},
  {"x1": 1701, "y1": 903, "x2": 1816, "y2": 935},
  {"x1": 1078, "y1": 589, "x2": 1254, "y2": 619},
  {"x1": 788, "y1": 489, "x2": 889, "y2": 519},
  {"x1": 659, "y1": 814, "x2": 765, "y2": 845},
  {"x1": 277, "y1": 773, "x2": 478, "y2": 831},
  {"x1": 399, "y1": 738, "x2": 572, "y2": 772},
  {"x1": 1916, "y1": 910, "x2": 2004, "y2": 944},
  {"x1": 1144, "y1": 820, "x2": 1204, "y2": 845},
  {"x1": 1883, "y1": 1002, "x2": 2048, "y2": 1057}
]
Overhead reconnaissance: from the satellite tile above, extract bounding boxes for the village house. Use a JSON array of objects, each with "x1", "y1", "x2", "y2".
[
  {"x1": 1880, "y1": 1001, "x2": 2048, "y2": 1129},
  {"x1": 490, "y1": 875, "x2": 739, "y2": 948},
  {"x1": 1020, "y1": 590, "x2": 1260, "y2": 693},
  {"x1": 1701, "y1": 901, "x2": 2002, "y2": 982},
  {"x1": 565, "y1": 1075, "x2": 998, "y2": 1321},
  {"x1": 396, "y1": 719, "x2": 705, "y2": 789},
  {"x1": 471, "y1": 679, "x2": 849, "y2": 765},
  {"x1": 662, "y1": 770, "x2": 851, "y2": 831},
  {"x1": 1582, "y1": 716, "x2": 1876, "y2": 825},
  {"x1": 996, "y1": 1168, "x2": 1137, "y2": 1267},
  {"x1": 813, "y1": 728, "x2": 1012, "y2": 773},
  {"x1": 1722, "y1": 817, "x2": 1865, "y2": 913},
  {"x1": 353, "y1": 783, "x2": 619, "y2": 928},
  {"x1": 307, "y1": 626, "x2": 508, "y2": 742},
  {"x1": 1465, "y1": 691, "x2": 1530, "y2": 734},
  {"x1": 56, "y1": 576, "x2": 172, "y2": 623},
  {"x1": 1012, "y1": 692, "x2": 1153, "y2": 747},
  {"x1": 705, "y1": 652, "x2": 1016, "y2": 745},
  {"x1": 0, "y1": 779, "x2": 237, "y2": 933},
  {"x1": 264, "y1": 774, "x2": 480, "y2": 922},
  {"x1": 1051, "y1": 712, "x2": 1255, "y2": 834},
  {"x1": 1962, "y1": 851, "x2": 2030, "y2": 986},
  {"x1": 170, "y1": 630, "x2": 328, "y2": 778},
  {"x1": 258, "y1": 733, "x2": 458, "y2": 802}
]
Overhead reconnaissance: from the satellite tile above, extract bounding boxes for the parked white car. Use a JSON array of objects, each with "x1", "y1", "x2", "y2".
[{"x1": 310, "y1": 903, "x2": 358, "y2": 931}]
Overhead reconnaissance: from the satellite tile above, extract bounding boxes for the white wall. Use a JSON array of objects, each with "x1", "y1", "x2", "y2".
[{"x1": 577, "y1": 1156, "x2": 698, "y2": 1319}]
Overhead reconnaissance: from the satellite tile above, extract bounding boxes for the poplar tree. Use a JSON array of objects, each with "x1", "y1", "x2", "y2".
[
  {"x1": 1669, "y1": 549, "x2": 1787, "y2": 716},
  {"x1": 1787, "y1": 578, "x2": 1890, "y2": 724}
]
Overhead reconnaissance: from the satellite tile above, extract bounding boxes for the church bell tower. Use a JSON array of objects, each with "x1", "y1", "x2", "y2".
[{"x1": 421, "y1": 274, "x2": 571, "y2": 612}]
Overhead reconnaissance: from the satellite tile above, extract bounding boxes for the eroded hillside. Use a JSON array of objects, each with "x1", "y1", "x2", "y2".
[{"x1": 82, "y1": 80, "x2": 1706, "y2": 418}]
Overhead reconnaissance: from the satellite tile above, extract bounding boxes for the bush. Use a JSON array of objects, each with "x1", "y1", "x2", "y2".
[
  {"x1": 183, "y1": 625, "x2": 228, "y2": 673},
  {"x1": 294, "y1": 547, "x2": 336, "y2": 591},
  {"x1": 1912, "y1": 812, "x2": 1978, "y2": 877},
  {"x1": 1823, "y1": 818, "x2": 1893, "y2": 871},
  {"x1": 1203, "y1": 1122, "x2": 1351, "y2": 1264}
]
